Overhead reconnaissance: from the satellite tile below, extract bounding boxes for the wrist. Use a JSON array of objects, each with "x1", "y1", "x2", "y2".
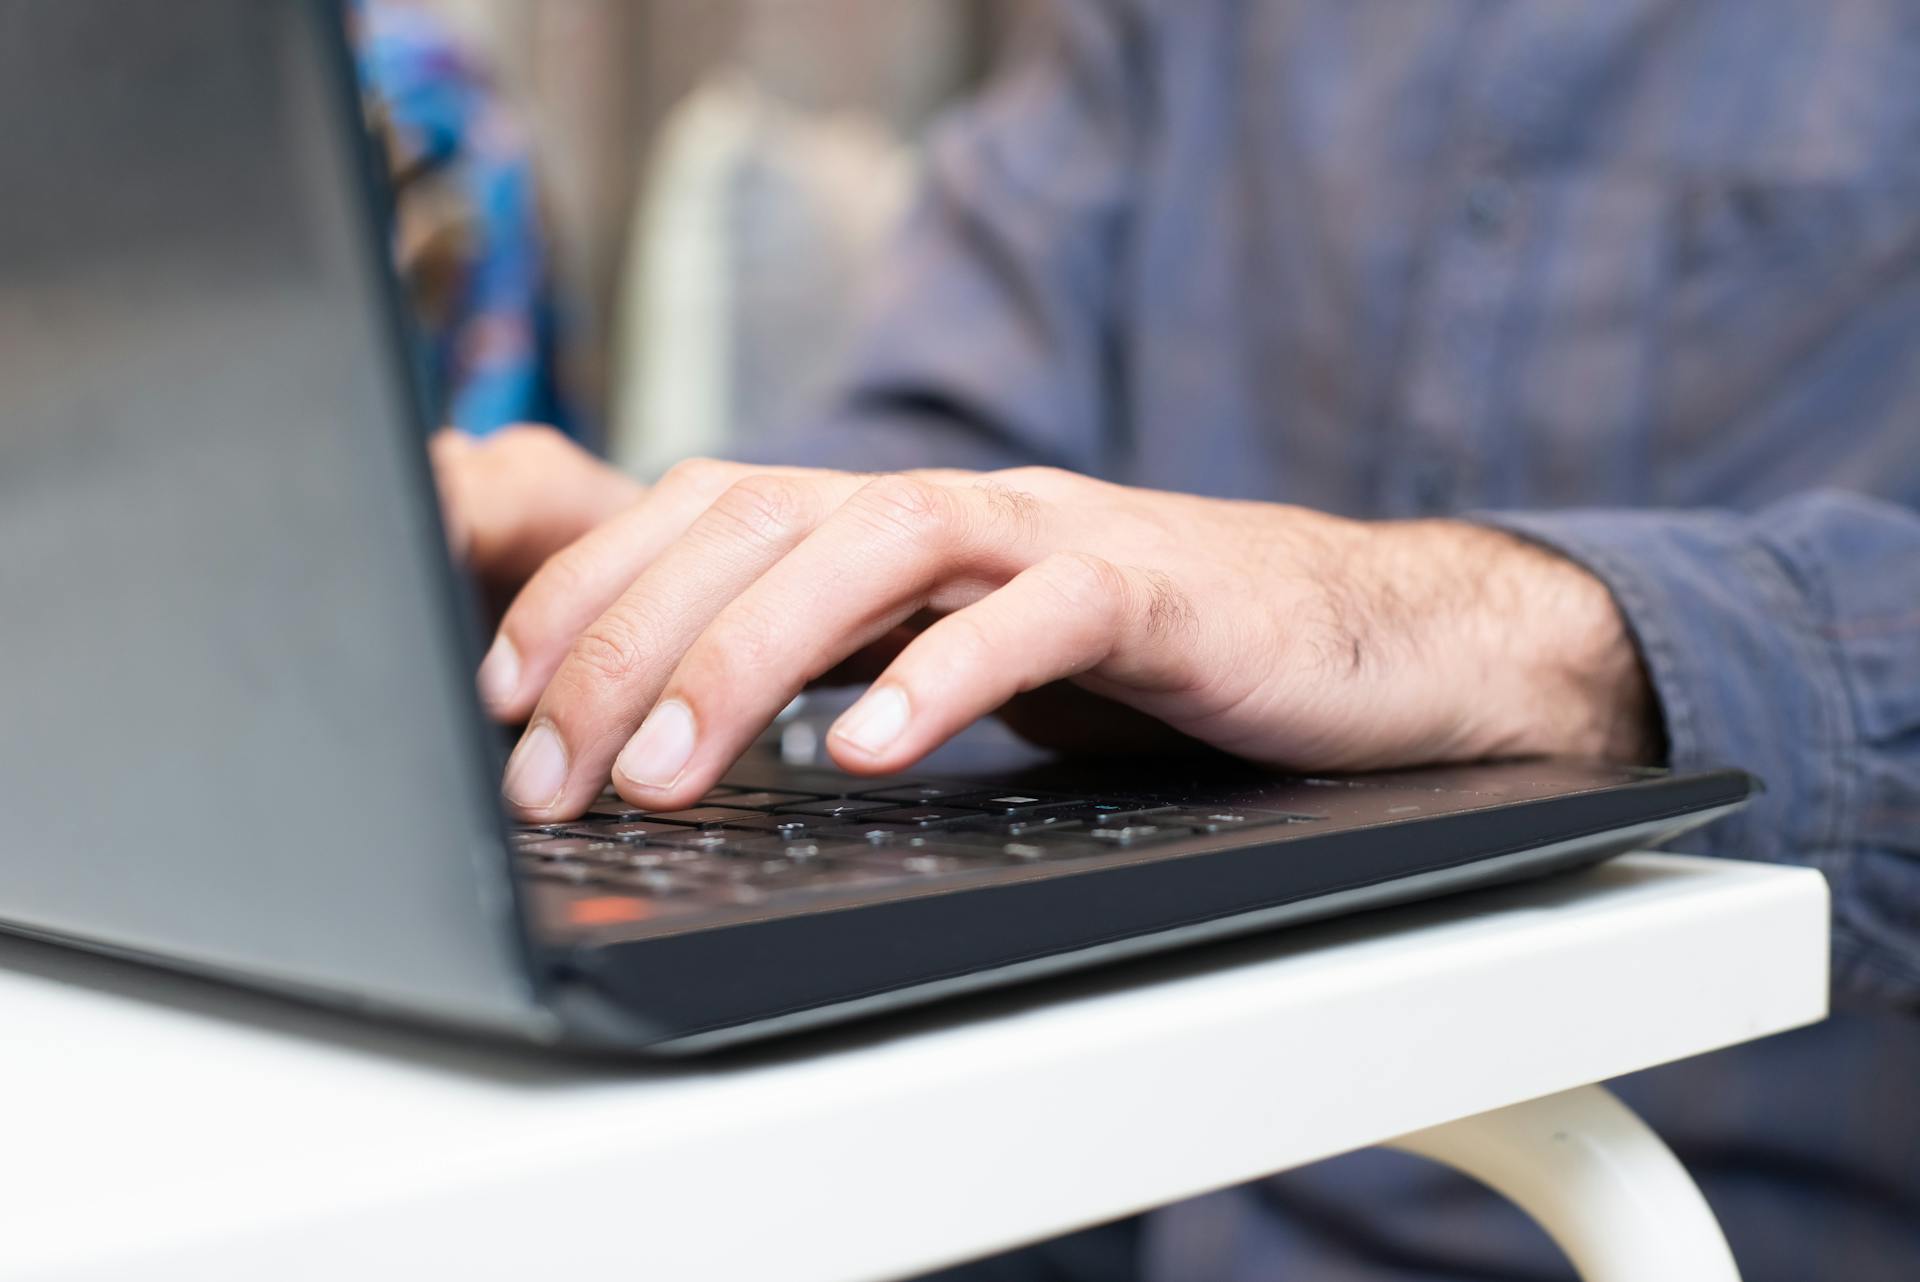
[{"x1": 1377, "y1": 521, "x2": 1663, "y2": 765}]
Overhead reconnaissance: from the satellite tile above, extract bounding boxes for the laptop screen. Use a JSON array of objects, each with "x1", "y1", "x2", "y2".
[{"x1": 0, "y1": 0, "x2": 545, "y2": 1034}]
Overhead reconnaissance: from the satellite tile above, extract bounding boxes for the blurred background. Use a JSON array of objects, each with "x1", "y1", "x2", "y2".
[{"x1": 358, "y1": 0, "x2": 1032, "y2": 474}]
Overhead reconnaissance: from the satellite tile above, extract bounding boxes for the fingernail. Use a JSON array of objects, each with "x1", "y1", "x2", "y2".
[
  {"x1": 477, "y1": 634, "x2": 521, "y2": 712},
  {"x1": 616, "y1": 699, "x2": 697, "y2": 789},
  {"x1": 833, "y1": 686, "x2": 911, "y2": 757},
  {"x1": 503, "y1": 722, "x2": 569, "y2": 812}
]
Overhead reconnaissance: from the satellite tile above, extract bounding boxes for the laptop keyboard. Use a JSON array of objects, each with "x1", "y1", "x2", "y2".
[{"x1": 513, "y1": 782, "x2": 1325, "y2": 917}]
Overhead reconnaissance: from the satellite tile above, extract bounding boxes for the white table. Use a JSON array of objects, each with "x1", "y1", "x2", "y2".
[{"x1": 0, "y1": 853, "x2": 1828, "y2": 1282}]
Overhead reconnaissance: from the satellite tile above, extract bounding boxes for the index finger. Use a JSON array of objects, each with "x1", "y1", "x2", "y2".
[{"x1": 479, "y1": 459, "x2": 832, "y2": 720}]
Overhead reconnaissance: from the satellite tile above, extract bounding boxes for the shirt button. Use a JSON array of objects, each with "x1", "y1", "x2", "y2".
[{"x1": 1463, "y1": 177, "x2": 1515, "y2": 238}]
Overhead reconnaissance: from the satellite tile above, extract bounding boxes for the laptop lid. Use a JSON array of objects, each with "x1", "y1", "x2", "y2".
[{"x1": 0, "y1": 0, "x2": 551, "y2": 1036}]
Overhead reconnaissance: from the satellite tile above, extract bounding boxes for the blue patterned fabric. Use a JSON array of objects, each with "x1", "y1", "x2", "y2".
[
  {"x1": 353, "y1": 0, "x2": 570, "y2": 436},
  {"x1": 752, "y1": 2, "x2": 1920, "y2": 1277}
]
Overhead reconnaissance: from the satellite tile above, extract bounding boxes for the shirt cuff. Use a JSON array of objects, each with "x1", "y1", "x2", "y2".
[{"x1": 1473, "y1": 509, "x2": 1857, "y2": 889}]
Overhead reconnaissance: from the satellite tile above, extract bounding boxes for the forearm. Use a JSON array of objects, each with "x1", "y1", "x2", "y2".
[{"x1": 1359, "y1": 520, "x2": 1663, "y2": 766}]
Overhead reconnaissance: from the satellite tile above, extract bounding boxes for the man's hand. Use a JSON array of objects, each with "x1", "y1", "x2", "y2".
[
  {"x1": 436, "y1": 449, "x2": 1660, "y2": 824},
  {"x1": 431, "y1": 426, "x2": 646, "y2": 613}
]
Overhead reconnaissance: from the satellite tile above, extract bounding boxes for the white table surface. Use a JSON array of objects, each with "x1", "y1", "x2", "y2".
[{"x1": 0, "y1": 853, "x2": 1828, "y2": 1282}]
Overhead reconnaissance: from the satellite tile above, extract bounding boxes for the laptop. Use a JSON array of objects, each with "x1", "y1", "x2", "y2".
[{"x1": 0, "y1": 0, "x2": 1757, "y2": 1055}]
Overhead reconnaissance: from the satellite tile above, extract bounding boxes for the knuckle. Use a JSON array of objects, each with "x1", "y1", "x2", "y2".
[
  {"x1": 527, "y1": 541, "x2": 597, "y2": 604},
  {"x1": 853, "y1": 474, "x2": 951, "y2": 544},
  {"x1": 566, "y1": 618, "x2": 650, "y2": 689},
  {"x1": 718, "y1": 604, "x2": 787, "y2": 676},
  {"x1": 931, "y1": 610, "x2": 998, "y2": 673},
  {"x1": 1048, "y1": 551, "x2": 1129, "y2": 605},
  {"x1": 708, "y1": 476, "x2": 812, "y2": 547},
  {"x1": 1042, "y1": 554, "x2": 1194, "y2": 643},
  {"x1": 657, "y1": 456, "x2": 734, "y2": 497},
  {"x1": 972, "y1": 478, "x2": 1048, "y2": 536},
  {"x1": 681, "y1": 609, "x2": 786, "y2": 696}
]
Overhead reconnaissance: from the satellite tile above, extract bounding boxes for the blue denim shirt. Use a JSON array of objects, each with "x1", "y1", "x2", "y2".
[{"x1": 753, "y1": 1, "x2": 1920, "y2": 1276}]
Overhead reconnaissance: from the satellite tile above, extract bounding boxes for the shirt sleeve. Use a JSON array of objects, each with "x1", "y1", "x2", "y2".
[
  {"x1": 736, "y1": 0, "x2": 1146, "y2": 474},
  {"x1": 1485, "y1": 491, "x2": 1920, "y2": 1010}
]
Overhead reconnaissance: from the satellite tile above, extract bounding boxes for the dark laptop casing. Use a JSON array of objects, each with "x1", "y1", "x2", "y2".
[{"x1": 0, "y1": 0, "x2": 552, "y2": 1041}]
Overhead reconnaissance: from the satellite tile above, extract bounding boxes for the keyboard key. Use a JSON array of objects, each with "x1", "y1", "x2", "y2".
[
  {"x1": 717, "y1": 790, "x2": 824, "y2": 811},
  {"x1": 598, "y1": 848, "x2": 682, "y2": 870},
  {"x1": 860, "y1": 805, "x2": 987, "y2": 827},
  {"x1": 886, "y1": 833, "x2": 954, "y2": 851},
  {"x1": 519, "y1": 837, "x2": 628, "y2": 861},
  {"x1": 648, "y1": 829, "x2": 742, "y2": 852},
  {"x1": 943, "y1": 792, "x2": 1076, "y2": 816},
  {"x1": 676, "y1": 852, "x2": 865, "y2": 894},
  {"x1": 586, "y1": 799, "x2": 653, "y2": 819},
  {"x1": 1058, "y1": 804, "x2": 1175, "y2": 824},
  {"x1": 597, "y1": 868, "x2": 709, "y2": 896},
  {"x1": 907, "y1": 829, "x2": 1032, "y2": 851},
  {"x1": 553, "y1": 820, "x2": 688, "y2": 843},
  {"x1": 854, "y1": 783, "x2": 976, "y2": 804},
  {"x1": 808, "y1": 821, "x2": 936, "y2": 846},
  {"x1": 775, "y1": 797, "x2": 895, "y2": 819},
  {"x1": 517, "y1": 859, "x2": 612, "y2": 885},
  {"x1": 639, "y1": 807, "x2": 765, "y2": 828},
  {"x1": 719, "y1": 813, "x2": 818, "y2": 835},
  {"x1": 526, "y1": 837, "x2": 691, "y2": 863},
  {"x1": 730, "y1": 836, "x2": 869, "y2": 862},
  {"x1": 989, "y1": 814, "x2": 1089, "y2": 837},
  {"x1": 721, "y1": 768, "x2": 876, "y2": 795}
]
